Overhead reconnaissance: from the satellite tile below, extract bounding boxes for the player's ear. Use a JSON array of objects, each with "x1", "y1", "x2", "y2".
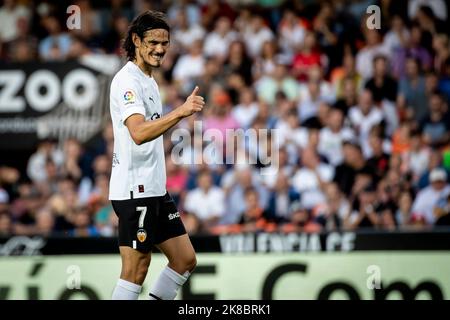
[{"x1": 132, "y1": 33, "x2": 141, "y2": 47}]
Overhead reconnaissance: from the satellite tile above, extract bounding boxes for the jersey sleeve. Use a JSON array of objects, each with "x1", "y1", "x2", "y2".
[{"x1": 114, "y1": 77, "x2": 146, "y2": 124}]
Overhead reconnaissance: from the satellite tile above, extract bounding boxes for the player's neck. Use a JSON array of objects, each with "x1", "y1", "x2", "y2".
[{"x1": 133, "y1": 58, "x2": 153, "y2": 77}]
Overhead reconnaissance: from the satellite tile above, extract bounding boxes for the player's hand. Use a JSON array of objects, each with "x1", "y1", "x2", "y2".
[{"x1": 178, "y1": 86, "x2": 205, "y2": 118}]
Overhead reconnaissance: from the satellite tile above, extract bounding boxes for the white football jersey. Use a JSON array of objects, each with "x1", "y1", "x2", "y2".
[{"x1": 109, "y1": 61, "x2": 166, "y2": 200}]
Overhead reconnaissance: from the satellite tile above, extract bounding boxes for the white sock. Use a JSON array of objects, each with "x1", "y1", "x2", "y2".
[
  {"x1": 149, "y1": 266, "x2": 190, "y2": 300},
  {"x1": 112, "y1": 279, "x2": 142, "y2": 300}
]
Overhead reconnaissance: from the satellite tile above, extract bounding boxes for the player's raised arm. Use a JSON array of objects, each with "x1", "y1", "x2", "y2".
[{"x1": 125, "y1": 86, "x2": 204, "y2": 145}]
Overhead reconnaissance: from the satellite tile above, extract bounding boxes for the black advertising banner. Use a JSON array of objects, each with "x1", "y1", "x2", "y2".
[
  {"x1": 1, "y1": 231, "x2": 450, "y2": 256},
  {"x1": 0, "y1": 61, "x2": 111, "y2": 150}
]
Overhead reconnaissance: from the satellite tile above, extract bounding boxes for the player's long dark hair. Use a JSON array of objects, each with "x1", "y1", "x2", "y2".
[{"x1": 123, "y1": 10, "x2": 170, "y2": 61}]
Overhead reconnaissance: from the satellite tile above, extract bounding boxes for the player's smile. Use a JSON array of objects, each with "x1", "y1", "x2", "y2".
[{"x1": 149, "y1": 52, "x2": 164, "y2": 64}]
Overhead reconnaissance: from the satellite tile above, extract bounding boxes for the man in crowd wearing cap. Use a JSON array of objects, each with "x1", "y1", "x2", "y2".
[{"x1": 412, "y1": 168, "x2": 450, "y2": 225}]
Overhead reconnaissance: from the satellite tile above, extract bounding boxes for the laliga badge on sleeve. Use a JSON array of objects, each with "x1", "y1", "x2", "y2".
[
  {"x1": 137, "y1": 229, "x2": 147, "y2": 242},
  {"x1": 123, "y1": 89, "x2": 136, "y2": 105}
]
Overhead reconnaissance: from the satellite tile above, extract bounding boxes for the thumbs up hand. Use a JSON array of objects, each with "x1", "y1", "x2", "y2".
[{"x1": 178, "y1": 86, "x2": 205, "y2": 118}]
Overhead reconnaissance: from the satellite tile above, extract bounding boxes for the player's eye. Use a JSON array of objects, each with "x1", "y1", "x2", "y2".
[
  {"x1": 145, "y1": 40, "x2": 169, "y2": 47},
  {"x1": 147, "y1": 40, "x2": 158, "y2": 46}
]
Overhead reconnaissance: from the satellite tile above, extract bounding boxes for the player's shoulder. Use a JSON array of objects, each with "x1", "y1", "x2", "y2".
[{"x1": 111, "y1": 61, "x2": 141, "y2": 88}]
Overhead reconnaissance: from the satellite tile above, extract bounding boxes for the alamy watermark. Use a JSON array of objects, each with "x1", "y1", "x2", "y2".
[
  {"x1": 66, "y1": 5, "x2": 81, "y2": 30},
  {"x1": 366, "y1": 265, "x2": 382, "y2": 290},
  {"x1": 170, "y1": 121, "x2": 280, "y2": 175},
  {"x1": 366, "y1": 5, "x2": 381, "y2": 30},
  {"x1": 66, "y1": 265, "x2": 81, "y2": 290}
]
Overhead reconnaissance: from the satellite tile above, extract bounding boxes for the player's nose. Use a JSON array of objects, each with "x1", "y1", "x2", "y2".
[{"x1": 155, "y1": 44, "x2": 165, "y2": 53}]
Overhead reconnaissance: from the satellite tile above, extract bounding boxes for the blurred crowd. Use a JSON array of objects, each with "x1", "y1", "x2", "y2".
[{"x1": 1, "y1": 0, "x2": 450, "y2": 238}]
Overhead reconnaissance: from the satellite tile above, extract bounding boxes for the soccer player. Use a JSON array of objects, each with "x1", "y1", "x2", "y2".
[{"x1": 109, "y1": 10, "x2": 204, "y2": 300}]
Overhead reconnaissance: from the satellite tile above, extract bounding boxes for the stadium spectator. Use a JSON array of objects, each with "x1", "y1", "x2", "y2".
[
  {"x1": 255, "y1": 61, "x2": 299, "y2": 105},
  {"x1": 434, "y1": 193, "x2": 450, "y2": 226},
  {"x1": 432, "y1": 33, "x2": 450, "y2": 75},
  {"x1": 398, "y1": 56, "x2": 428, "y2": 122},
  {"x1": 291, "y1": 147, "x2": 334, "y2": 210},
  {"x1": 38, "y1": 15, "x2": 72, "y2": 61},
  {"x1": 172, "y1": 9, "x2": 205, "y2": 53},
  {"x1": 243, "y1": 14, "x2": 274, "y2": 58},
  {"x1": 344, "y1": 183, "x2": 379, "y2": 230},
  {"x1": 203, "y1": 87, "x2": 240, "y2": 150},
  {"x1": 404, "y1": 129, "x2": 430, "y2": 182},
  {"x1": 412, "y1": 168, "x2": 450, "y2": 225},
  {"x1": 316, "y1": 183, "x2": 350, "y2": 231},
  {"x1": 414, "y1": 5, "x2": 447, "y2": 35},
  {"x1": 408, "y1": 0, "x2": 448, "y2": 21},
  {"x1": 200, "y1": 0, "x2": 236, "y2": 31},
  {"x1": 280, "y1": 200, "x2": 322, "y2": 233},
  {"x1": 330, "y1": 53, "x2": 362, "y2": 102},
  {"x1": 395, "y1": 190, "x2": 415, "y2": 229},
  {"x1": 419, "y1": 91, "x2": 450, "y2": 148},
  {"x1": 172, "y1": 38, "x2": 205, "y2": 90},
  {"x1": 333, "y1": 75, "x2": 359, "y2": 116},
  {"x1": 183, "y1": 169, "x2": 225, "y2": 234},
  {"x1": 0, "y1": 0, "x2": 31, "y2": 45},
  {"x1": 365, "y1": 55, "x2": 398, "y2": 103},
  {"x1": 167, "y1": 0, "x2": 202, "y2": 28},
  {"x1": 333, "y1": 141, "x2": 375, "y2": 196},
  {"x1": 26, "y1": 139, "x2": 64, "y2": 185},
  {"x1": 292, "y1": 31, "x2": 323, "y2": 82},
  {"x1": 348, "y1": 89, "x2": 384, "y2": 152},
  {"x1": 318, "y1": 107, "x2": 355, "y2": 166},
  {"x1": 231, "y1": 87, "x2": 259, "y2": 129},
  {"x1": 221, "y1": 166, "x2": 269, "y2": 224},
  {"x1": 203, "y1": 16, "x2": 237, "y2": 62},
  {"x1": 277, "y1": 9, "x2": 306, "y2": 57},
  {"x1": 222, "y1": 40, "x2": 253, "y2": 85},
  {"x1": 366, "y1": 131, "x2": 391, "y2": 180},
  {"x1": 236, "y1": 187, "x2": 275, "y2": 233},
  {"x1": 356, "y1": 29, "x2": 389, "y2": 81},
  {"x1": 392, "y1": 23, "x2": 433, "y2": 79},
  {"x1": 382, "y1": 15, "x2": 410, "y2": 58},
  {"x1": 267, "y1": 172, "x2": 300, "y2": 220},
  {"x1": 68, "y1": 205, "x2": 99, "y2": 237},
  {"x1": 103, "y1": 14, "x2": 130, "y2": 54},
  {"x1": 0, "y1": 211, "x2": 12, "y2": 237},
  {"x1": 297, "y1": 79, "x2": 328, "y2": 123},
  {"x1": 34, "y1": 206, "x2": 56, "y2": 236}
]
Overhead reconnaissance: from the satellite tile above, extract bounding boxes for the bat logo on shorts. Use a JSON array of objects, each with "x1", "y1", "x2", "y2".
[{"x1": 137, "y1": 229, "x2": 147, "y2": 242}]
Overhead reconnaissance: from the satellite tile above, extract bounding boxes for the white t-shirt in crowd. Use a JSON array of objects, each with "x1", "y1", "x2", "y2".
[
  {"x1": 109, "y1": 61, "x2": 166, "y2": 200},
  {"x1": 172, "y1": 54, "x2": 205, "y2": 82},
  {"x1": 348, "y1": 105, "x2": 383, "y2": 146},
  {"x1": 203, "y1": 31, "x2": 237, "y2": 59},
  {"x1": 355, "y1": 44, "x2": 390, "y2": 80},
  {"x1": 318, "y1": 127, "x2": 355, "y2": 166},
  {"x1": 184, "y1": 186, "x2": 225, "y2": 221},
  {"x1": 232, "y1": 102, "x2": 259, "y2": 128},
  {"x1": 411, "y1": 185, "x2": 450, "y2": 224},
  {"x1": 0, "y1": 5, "x2": 30, "y2": 42},
  {"x1": 291, "y1": 164, "x2": 334, "y2": 209},
  {"x1": 244, "y1": 27, "x2": 274, "y2": 58},
  {"x1": 174, "y1": 25, "x2": 205, "y2": 50},
  {"x1": 408, "y1": 0, "x2": 447, "y2": 20}
]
